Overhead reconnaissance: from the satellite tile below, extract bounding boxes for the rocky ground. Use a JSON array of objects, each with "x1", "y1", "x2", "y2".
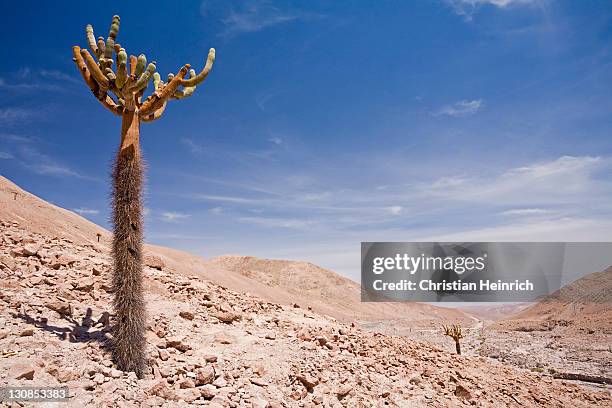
[{"x1": 1, "y1": 220, "x2": 611, "y2": 407}]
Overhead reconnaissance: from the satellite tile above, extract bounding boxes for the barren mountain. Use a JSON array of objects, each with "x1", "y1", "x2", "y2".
[
  {"x1": 0, "y1": 175, "x2": 468, "y2": 329},
  {"x1": 498, "y1": 267, "x2": 612, "y2": 333},
  {"x1": 1, "y1": 175, "x2": 611, "y2": 406}
]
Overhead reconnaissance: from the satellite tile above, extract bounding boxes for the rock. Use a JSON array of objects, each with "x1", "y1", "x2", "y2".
[
  {"x1": 200, "y1": 384, "x2": 217, "y2": 399},
  {"x1": 0, "y1": 255, "x2": 16, "y2": 270},
  {"x1": 22, "y1": 243, "x2": 41, "y2": 256},
  {"x1": 455, "y1": 384, "x2": 472, "y2": 400},
  {"x1": 144, "y1": 255, "x2": 165, "y2": 270},
  {"x1": 0, "y1": 330, "x2": 8, "y2": 340},
  {"x1": 147, "y1": 379, "x2": 176, "y2": 400},
  {"x1": 265, "y1": 332, "x2": 276, "y2": 340},
  {"x1": 10, "y1": 363, "x2": 35, "y2": 380},
  {"x1": 75, "y1": 277, "x2": 95, "y2": 292},
  {"x1": 250, "y1": 377, "x2": 268, "y2": 387},
  {"x1": 213, "y1": 332, "x2": 232, "y2": 344},
  {"x1": 180, "y1": 378, "x2": 196, "y2": 389},
  {"x1": 215, "y1": 311, "x2": 241, "y2": 324},
  {"x1": 92, "y1": 266, "x2": 104, "y2": 276},
  {"x1": 166, "y1": 336, "x2": 191, "y2": 352},
  {"x1": 109, "y1": 368, "x2": 123, "y2": 378},
  {"x1": 158, "y1": 349, "x2": 170, "y2": 361},
  {"x1": 408, "y1": 373, "x2": 422, "y2": 385},
  {"x1": 316, "y1": 336, "x2": 328, "y2": 346},
  {"x1": 204, "y1": 354, "x2": 218, "y2": 363},
  {"x1": 55, "y1": 254, "x2": 77, "y2": 267},
  {"x1": 213, "y1": 376, "x2": 228, "y2": 388},
  {"x1": 195, "y1": 366, "x2": 215, "y2": 386},
  {"x1": 251, "y1": 397, "x2": 269, "y2": 407},
  {"x1": 179, "y1": 310, "x2": 195, "y2": 320},
  {"x1": 336, "y1": 384, "x2": 352, "y2": 399},
  {"x1": 20, "y1": 328, "x2": 34, "y2": 336},
  {"x1": 296, "y1": 373, "x2": 319, "y2": 390},
  {"x1": 178, "y1": 388, "x2": 201, "y2": 403}
]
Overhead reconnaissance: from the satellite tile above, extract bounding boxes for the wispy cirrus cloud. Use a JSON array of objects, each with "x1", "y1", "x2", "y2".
[
  {"x1": 0, "y1": 151, "x2": 13, "y2": 159},
  {"x1": 6, "y1": 140, "x2": 93, "y2": 180},
  {"x1": 434, "y1": 99, "x2": 483, "y2": 117},
  {"x1": 446, "y1": 0, "x2": 542, "y2": 20},
  {"x1": 239, "y1": 216, "x2": 315, "y2": 230},
  {"x1": 0, "y1": 108, "x2": 32, "y2": 122},
  {"x1": 161, "y1": 211, "x2": 191, "y2": 222},
  {"x1": 500, "y1": 208, "x2": 551, "y2": 216},
  {"x1": 181, "y1": 138, "x2": 204, "y2": 155},
  {"x1": 201, "y1": 0, "x2": 319, "y2": 38},
  {"x1": 73, "y1": 208, "x2": 100, "y2": 216}
]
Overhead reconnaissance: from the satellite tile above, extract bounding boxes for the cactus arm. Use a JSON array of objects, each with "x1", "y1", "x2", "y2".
[
  {"x1": 172, "y1": 69, "x2": 197, "y2": 99},
  {"x1": 72, "y1": 46, "x2": 99, "y2": 93},
  {"x1": 139, "y1": 65, "x2": 189, "y2": 116},
  {"x1": 115, "y1": 49, "x2": 128, "y2": 89},
  {"x1": 134, "y1": 54, "x2": 147, "y2": 78},
  {"x1": 131, "y1": 62, "x2": 156, "y2": 92},
  {"x1": 72, "y1": 46, "x2": 122, "y2": 115},
  {"x1": 179, "y1": 48, "x2": 215, "y2": 87},
  {"x1": 97, "y1": 37, "x2": 106, "y2": 58},
  {"x1": 80, "y1": 49, "x2": 110, "y2": 89},
  {"x1": 105, "y1": 15, "x2": 120, "y2": 60},
  {"x1": 141, "y1": 100, "x2": 167, "y2": 122},
  {"x1": 129, "y1": 55, "x2": 137, "y2": 76},
  {"x1": 152, "y1": 72, "x2": 161, "y2": 90},
  {"x1": 85, "y1": 25, "x2": 99, "y2": 58},
  {"x1": 100, "y1": 93, "x2": 123, "y2": 116}
]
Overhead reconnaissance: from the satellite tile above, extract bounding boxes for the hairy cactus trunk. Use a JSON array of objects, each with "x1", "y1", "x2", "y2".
[
  {"x1": 111, "y1": 111, "x2": 146, "y2": 377},
  {"x1": 455, "y1": 340, "x2": 461, "y2": 355}
]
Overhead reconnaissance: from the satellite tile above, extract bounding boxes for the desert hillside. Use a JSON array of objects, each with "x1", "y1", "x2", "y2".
[
  {"x1": 1, "y1": 209, "x2": 611, "y2": 406},
  {"x1": 0, "y1": 175, "x2": 468, "y2": 329},
  {"x1": 495, "y1": 267, "x2": 612, "y2": 333}
]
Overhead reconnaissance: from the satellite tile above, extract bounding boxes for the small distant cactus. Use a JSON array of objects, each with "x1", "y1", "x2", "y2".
[
  {"x1": 72, "y1": 15, "x2": 216, "y2": 378},
  {"x1": 443, "y1": 324, "x2": 463, "y2": 355}
]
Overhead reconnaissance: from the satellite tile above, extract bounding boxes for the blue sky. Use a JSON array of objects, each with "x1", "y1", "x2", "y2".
[{"x1": 1, "y1": 0, "x2": 612, "y2": 281}]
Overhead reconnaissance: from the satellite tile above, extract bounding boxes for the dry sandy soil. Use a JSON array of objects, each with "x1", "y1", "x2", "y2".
[{"x1": 0, "y1": 176, "x2": 611, "y2": 407}]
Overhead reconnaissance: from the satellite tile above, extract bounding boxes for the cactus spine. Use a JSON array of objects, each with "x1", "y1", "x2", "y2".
[{"x1": 71, "y1": 14, "x2": 216, "y2": 378}]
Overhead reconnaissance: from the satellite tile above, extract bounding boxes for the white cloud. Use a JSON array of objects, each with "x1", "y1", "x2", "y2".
[
  {"x1": 161, "y1": 211, "x2": 191, "y2": 222},
  {"x1": 419, "y1": 156, "x2": 608, "y2": 206},
  {"x1": 181, "y1": 138, "x2": 203, "y2": 155},
  {"x1": 0, "y1": 152, "x2": 13, "y2": 159},
  {"x1": 0, "y1": 108, "x2": 32, "y2": 122},
  {"x1": 268, "y1": 137, "x2": 283, "y2": 145},
  {"x1": 447, "y1": 0, "x2": 541, "y2": 20},
  {"x1": 209, "y1": 206, "x2": 224, "y2": 214},
  {"x1": 500, "y1": 208, "x2": 551, "y2": 216},
  {"x1": 239, "y1": 216, "x2": 314, "y2": 230},
  {"x1": 31, "y1": 163, "x2": 81, "y2": 177},
  {"x1": 73, "y1": 208, "x2": 100, "y2": 216},
  {"x1": 201, "y1": 0, "x2": 318, "y2": 38},
  {"x1": 386, "y1": 206, "x2": 403, "y2": 215},
  {"x1": 435, "y1": 99, "x2": 483, "y2": 117}
]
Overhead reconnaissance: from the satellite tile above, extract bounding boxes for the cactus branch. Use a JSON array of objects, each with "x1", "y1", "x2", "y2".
[
  {"x1": 139, "y1": 65, "x2": 189, "y2": 116},
  {"x1": 141, "y1": 100, "x2": 167, "y2": 122},
  {"x1": 179, "y1": 48, "x2": 215, "y2": 87},
  {"x1": 80, "y1": 49, "x2": 109, "y2": 90},
  {"x1": 85, "y1": 25, "x2": 99, "y2": 58},
  {"x1": 134, "y1": 54, "x2": 147, "y2": 78},
  {"x1": 115, "y1": 49, "x2": 128, "y2": 89},
  {"x1": 131, "y1": 62, "x2": 155, "y2": 92},
  {"x1": 72, "y1": 46, "x2": 122, "y2": 115},
  {"x1": 129, "y1": 55, "x2": 137, "y2": 76}
]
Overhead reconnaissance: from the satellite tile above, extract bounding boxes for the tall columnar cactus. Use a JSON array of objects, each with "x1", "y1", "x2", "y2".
[
  {"x1": 443, "y1": 324, "x2": 463, "y2": 355},
  {"x1": 72, "y1": 15, "x2": 215, "y2": 377}
]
